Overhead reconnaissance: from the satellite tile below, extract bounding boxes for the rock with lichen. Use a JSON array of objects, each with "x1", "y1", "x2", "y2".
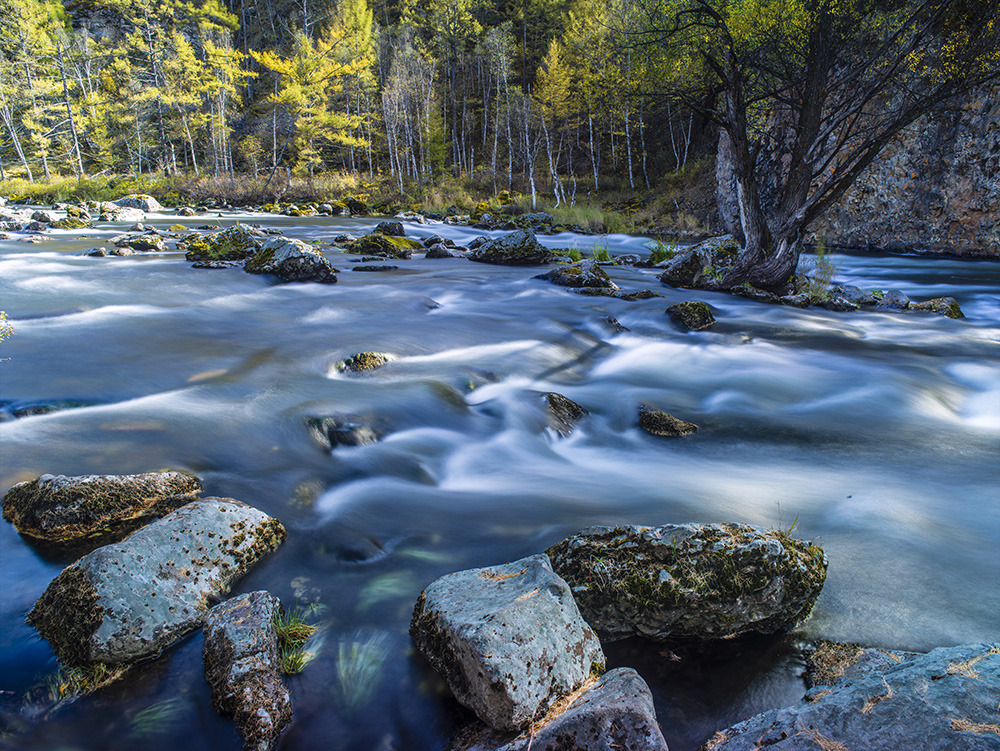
[
  {"x1": 702, "y1": 642, "x2": 1000, "y2": 751},
  {"x1": 203, "y1": 591, "x2": 292, "y2": 751},
  {"x1": 410, "y1": 554, "x2": 604, "y2": 732},
  {"x1": 911, "y1": 296, "x2": 964, "y2": 318},
  {"x1": 114, "y1": 194, "x2": 162, "y2": 213},
  {"x1": 469, "y1": 230, "x2": 552, "y2": 266},
  {"x1": 546, "y1": 523, "x2": 827, "y2": 641},
  {"x1": 638, "y1": 404, "x2": 699, "y2": 437},
  {"x1": 113, "y1": 233, "x2": 166, "y2": 252},
  {"x1": 2, "y1": 471, "x2": 202, "y2": 546},
  {"x1": 27, "y1": 497, "x2": 286, "y2": 667},
  {"x1": 666, "y1": 301, "x2": 716, "y2": 330},
  {"x1": 183, "y1": 224, "x2": 265, "y2": 262},
  {"x1": 335, "y1": 351, "x2": 392, "y2": 373},
  {"x1": 544, "y1": 392, "x2": 588, "y2": 437},
  {"x1": 535, "y1": 260, "x2": 618, "y2": 289},
  {"x1": 455, "y1": 668, "x2": 668, "y2": 751},
  {"x1": 343, "y1": 232, "x2": 422, "y2": 259},
  {"x1": 245, "y1": 237, "x2": 338, "y2": 283}
]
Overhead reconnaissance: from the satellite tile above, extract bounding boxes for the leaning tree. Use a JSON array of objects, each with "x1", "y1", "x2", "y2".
[{"x1": 623, "y1": 0, "x2": 999, "y2": 290}]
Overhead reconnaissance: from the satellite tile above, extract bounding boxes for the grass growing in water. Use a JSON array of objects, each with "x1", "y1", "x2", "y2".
[
  {"x1": 335, "y1": 631, "x2": 391, "y2": 710},
  {"x1": 648, "y1": 238, "x2": 678, "y2": 264},
  {"x1": 591, "y1": 239, "x2": 614, "y2": 263},
  {"x1": 797, "y1": 242, "x2": 839, "y2": 301},
  {"x1": 274, "y1": 605, "x2": 319, "y2": 674}
]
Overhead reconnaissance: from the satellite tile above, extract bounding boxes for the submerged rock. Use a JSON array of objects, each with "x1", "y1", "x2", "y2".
[
  {"x1": 27, "y1": 497, "x2": 286, "y2": 666},
  {"x1": 203, "y1": 591, "x2": 292, "y2": 751},
  {"x1": 545, "y1": 392, "x2": 588, "y2": 437},
  {"x1": 911, "y1": 296, "x2": 965, "y2": 318},
  {"x1": 2, "y1": 471, "x2": 201, "y2": 545},
  {"x1": 410, "y1": 554, "x2": 604, "y2": 732},
  {"x1": 469, "y1": 230, "x2": 552, "y2": 265},
  {"x1": 183, "y1": 224, "x2": 265, "y2": 262},
  {"x1": 245, "y1": 237, "x2": 338, "y2": 283},
  {"x1": 546, "y1": 523, "x2": 827, "y2": 641},
  {"x1": 535, "y1": 260, "x2": 618, "y2": 289},
  {"x1": 458, "y1": 668, "x2": 668, "y2": 751},
  {"x1": 305, "y1": 416, "x2": 379, "y2": 449},
  {"x1": 704, "y1": 642, "x2": 1000, "y2": 751},
  {"x1": 666, "y1": 301, "x2": 715, "y2": 330},
  {"x1": 638, "y1": 404, "x2": 699, "y2": 437}
]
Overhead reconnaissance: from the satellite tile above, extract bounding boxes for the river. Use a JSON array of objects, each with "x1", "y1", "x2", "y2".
[{"x1": 1, "y1": 211, "x2": 997, "y2": 750}]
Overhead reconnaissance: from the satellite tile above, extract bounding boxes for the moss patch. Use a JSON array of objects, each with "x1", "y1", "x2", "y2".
[
  {"x1": 27, "y1": 565, "x2": 105, "y2": 667},
  {"x1": 336, "y1": 352, "x2": 392, "y2": 372}
]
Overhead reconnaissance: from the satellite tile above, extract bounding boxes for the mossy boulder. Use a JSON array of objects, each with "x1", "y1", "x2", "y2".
[
  {"x1": 658, "y1": 235, "x2": 738, "y2": 288},
  {"x1": 344, "y1": 196, "x2": 368, "y2": 215},
  {"x1": 27, "y1": 497, "x2": 287, "y2": 667},
  {"x1": 638, "y1": 404, "x2": 699, "y2": 437},
  {"x1": 546, "y1": 523, "x2": 827, "y2": 641},
  {"x1": 469, "y1": 229, "x2": 552, "y2": 266},
  {"x1": 545, "y1": 392, "x2": 588, "y2": 437},
  {"x1": 203, "y1": 591, "x2": 292, "y2": 751},
  {"x1": 52, "y1": 217, "x2": 93, "y2": 230},
  {"x1": 245, "y1": 237, "x2": 338, "y2": 283},
  {"x1": 114, "y1": 233, "x2": 165, "y2": 252},
  {"x1": 344, "y1": 233, "x2": 422, "y2": 259},
  {"x1": 2, "y1": 471, "x2": 201, "y2": 546},
  {"x1": 911, "y1": 296, "x2": 964, "y2": 318},
  {"x1": 535, "y1": 260, "x2": 618, "y2": 289},
  {"x1": 183, "y1": 224, "x2": 265, "y2": 262},
  {"x1": 335, "y1": 351, "x2": 392, "y2": 373},
  {"x1": 666, "y1": 301, "x2": 716, "y2": 330},
  {"x1": 410, "y1": 554, "x2": 604, "y2": 732}
]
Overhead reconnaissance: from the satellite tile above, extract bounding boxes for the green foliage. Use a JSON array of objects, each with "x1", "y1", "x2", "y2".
[
  {"x1": 648, "y1": 238, "x2": 677, "y2": 264},
  {"x1": 565, "y1": 247, "x2": 583, "y2": 262},
  {"x1": 334, "y1": 631, "x2": 390, "y2": 710},
  {"x1": 796, "y1": 243, "x2": 839, "y2": 301},
  {"x1": 590, "y1": 239, "x2": 613, "y2": 263},
  {"x1": 42, "y1": 662, "x2": 127, "y2": 702},
  {"x1": 274, "y1": 605, "x2": 319, "y2": 674}
]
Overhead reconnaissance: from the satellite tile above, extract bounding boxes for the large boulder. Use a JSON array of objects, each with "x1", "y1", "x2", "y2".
[
  {"x1": 1, "y1": 471, "x2": 201, "y2": 545},
  {"x1": 245, "y1": 237, "x2": 338, "y2": 283},
  {"x1": 534, "y1": 260, "x2": 618, "y2": 289},
  {"x1": 546, "y1": 524, "x2": 827, "y2": 641},
  {"x1": 457, "y1": 668, "x2": 668, "y2": 751},
  {"x1": 203, "y1": 591, "x2": 292, "y2": 751},
  {"x1": 114, "y1": 194, "x2": 162, "y2": 213},
  {"x1": 100, "y1": 205, "x2": 147, "y2": 223},
  {"x1": 703, "y1": 642, "x2": 1000, "y2": 751},
  {"x1": 658, "y1": 235, "x2": 738, "y2": 288},
  {"x1": 545, "y1": 392, "x2": 588, "y2": 437},
  {"x1": 375, "y1": 220, "x2": 405, "y2": 237},
  {"x1": 344, "y1": 233, "x2": 422, "y2": 259},
  {"x1": 666, "y1": 301, "x2": 716, "y2": 330},
  {"x1": 183, "y1": 224, "x2": 265, "y2": 262},
  {"x1": 410, "y1": 554, "x2": 605, "y2": 732},
  {"x1": 469, "y1": 230, "x2": 552, "y2": 265},
  {"x1": 27, "y1": 497, "x2": 286, "y2": 666},
  {"x1": 114, "y1": 233, "x2": 166, "y2": 252}
]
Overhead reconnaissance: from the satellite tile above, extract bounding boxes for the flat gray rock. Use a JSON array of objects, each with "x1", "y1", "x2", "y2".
[
  {"x1": 703, "y1": 643, "x2": 1000, "y2": 751},
  {"x1": 204, "y1": 591, "x2": 291, "y2": 751},
  {"x1": 547, "y1": 524, "x2": 827, "y2": 641},
  {"x1": 27, "y1": 497, "x2": 286, "y2": 666},
  {"x1": 411, "y1": 554, "x2": 604, "y2": 731},
  {"x1": 458, "y1": 668, "x2": 668, "y2": 751}
]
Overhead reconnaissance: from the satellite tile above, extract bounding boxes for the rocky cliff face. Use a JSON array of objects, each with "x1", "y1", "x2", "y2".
[{"x1": 716, "y1": 84, "x2": 1000, "y2": 258}]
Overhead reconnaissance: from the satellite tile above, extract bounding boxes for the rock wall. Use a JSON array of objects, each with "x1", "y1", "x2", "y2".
[{"x1": 716, "y1": 84, "x2": 1000, "y2": 258}]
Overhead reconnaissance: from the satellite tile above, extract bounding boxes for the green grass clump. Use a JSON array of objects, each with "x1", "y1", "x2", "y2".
[
  {"x1": 274, "y1": 605, "x2": 319, "y2": 674},
  {"x1": 648, "y1": 238, "x2": 678, "y2": 264},
  {"x1": 591, "y1": 239, "x2": 614, "y2": 263}
]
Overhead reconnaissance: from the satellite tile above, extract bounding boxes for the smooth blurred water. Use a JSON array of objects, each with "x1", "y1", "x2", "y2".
[{"x1": 1, "y1": 212, "x2": 998, "y2": 750}]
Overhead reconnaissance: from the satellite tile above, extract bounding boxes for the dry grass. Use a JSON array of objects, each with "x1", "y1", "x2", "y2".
[
  {"x1": 478, "y1": 568, "x2": 526, "y2": 582},
  {"x1": 946, "y1": 646, "x2": 1000, "y2": 678},
  {"x1": 860, "y1": 678, "x2": 893, "y2": 714},
  {"x1": 795, "y1": 724, "x2": 849, "y2": 751},
  {"x1": 702, "y1": 730, "x2": 730, "y2": 750},
  {"x1": 950, "y1": 717, "x2": 1000, "y2": 735}
]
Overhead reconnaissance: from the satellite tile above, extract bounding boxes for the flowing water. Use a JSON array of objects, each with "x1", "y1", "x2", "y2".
[{"x1": 1, "y1": 212, "x2": 998, "y2": 750}]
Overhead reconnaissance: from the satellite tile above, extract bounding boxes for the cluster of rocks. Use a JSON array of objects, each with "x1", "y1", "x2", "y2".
[
  {"x1": 409, "y1": 522, "x2": 828, "y2": 749},
  {"x1": 2, "y1": 472, "x2": 294, "y2": 750}
]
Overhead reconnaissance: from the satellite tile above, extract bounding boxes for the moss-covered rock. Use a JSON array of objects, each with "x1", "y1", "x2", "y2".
[
  {"x1": 183, "y1": 224, "x2": 265, "y2": 262},
  {"x1": 638, "y1": 404, "x2": 699, "y2": 437},
  {"x1": 52, "y1": 217, "x2": 93, "y2": 230},
  {"x1": 546, "y1": 523, "x2": 827, "y2": 641},
  {"x1": 245, "y1": 237, "x2": 338, "y2": 283},
  {"x1": 335, "y1": 351, "x2": 392, "y2": 373},
  {"x1": 344, "y1": 233, "x2": 422, "y2": 258},
  {"x1": 666, "y1": 301, "x2": 716, "y2": 330},
  {"x1": 535, "y1": 260, "x2": 618, "y2": 289},
  {"x1": 114, "y1": 233, "x2": 165, "y2": 252},
  {"x1": 911, "y1": 296, "x2": 965, "y2": 318},
  {"x1": 344, "y1": 196, "x2": 368, "y2": 215},
  {"x1": 2, "y1": 471, "x2": 202, "y2": 546},
  {"x1": 27, "y1": 497, "x2": 286, "y2": 667},
  {"x1": 469, "y1": 229, "x2": 552, "y2": 266}
]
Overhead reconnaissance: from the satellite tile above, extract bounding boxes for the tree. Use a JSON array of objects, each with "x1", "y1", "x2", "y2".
[{"x1": 625, "y1": 0, "x2": 1000, "y2": 290}]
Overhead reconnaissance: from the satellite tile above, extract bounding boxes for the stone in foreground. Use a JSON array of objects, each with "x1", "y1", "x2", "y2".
[
  {"x1": 410, "y1": 554, "x2": 604, "y2": 732},
  {"x1": 2, "y1": 471, "x2": 201, "y2": 544},
  {"x1": 702, "y1": 642, "x2": 1000, "y2": 751},
  {"x1": 27, "y1": 497, "x2": 286, "y2": 666},
  {"x1": 457, "y1": 668, "x2": 668, "y2": 751},
  {"x1": 639, "y1": 404, "x2": 699, "y2": 437},
  {"x1": 534, "y1": 260, "x2": 618, "y2": 289},
  {"x1": 245, "y1": 237, "x2": 338, "y2": 283},
  {"x1": 469, "y1": 230, "x2": 552, "y2": 265},
  {"x1": 545, "y1": 392, "x2": 588, "y2": 437},
  {"x1": 204, "y1": 591, "x2": 292, "y2": 751},
  {"x1": 547, "y1": 524, "x2": 827, "y2": 641},
  {"x1": 667, "y1": 301, "x2": 716, "y2": 330},
  {"x1": 183, "y1": 224, "x2": 264, "y2": 262}
]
